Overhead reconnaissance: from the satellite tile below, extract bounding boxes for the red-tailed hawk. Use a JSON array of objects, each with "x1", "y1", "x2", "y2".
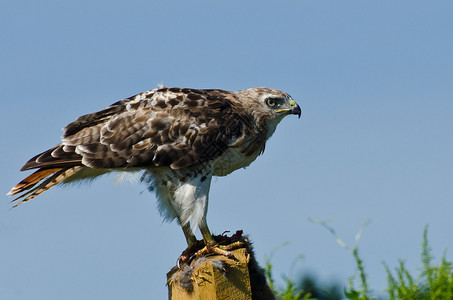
[{"x1": 8, "y1": 87, "x2": 300, "y2": 257}]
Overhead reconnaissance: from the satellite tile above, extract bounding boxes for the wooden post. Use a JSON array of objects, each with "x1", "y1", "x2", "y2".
[{"x1": 167, "y1": 238, "x2": 275, "y2": 300}]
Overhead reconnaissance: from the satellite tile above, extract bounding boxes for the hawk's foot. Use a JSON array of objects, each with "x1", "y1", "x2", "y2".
[
  {"x1": 194, "y1": 240, "x2": 244, "y2": 258},
  {"x1": 177, "y1": 230, "x2": 247, "y2": 269}
]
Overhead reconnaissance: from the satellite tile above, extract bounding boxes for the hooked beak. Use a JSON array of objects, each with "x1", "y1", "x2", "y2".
[{"x1": 288, "y1": 99, "x2": 301, "y2": 118}]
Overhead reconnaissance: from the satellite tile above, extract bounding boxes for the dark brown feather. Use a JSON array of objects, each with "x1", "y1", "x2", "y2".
[{"x1": 21, "y1": 145, "x2": 82, "y2": 171}]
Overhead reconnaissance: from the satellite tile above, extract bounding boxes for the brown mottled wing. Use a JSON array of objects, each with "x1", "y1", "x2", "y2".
[{"x1": 22, "y1": 88, "x2": 249, "y2": 172}]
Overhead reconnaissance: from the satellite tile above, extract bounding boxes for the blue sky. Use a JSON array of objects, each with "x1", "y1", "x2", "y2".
[{"x1": 1, "y1": 1, "x2": 452, "y2": 298}]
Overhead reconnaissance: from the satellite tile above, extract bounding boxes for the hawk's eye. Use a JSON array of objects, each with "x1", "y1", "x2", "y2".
[{"x1": 265, "y1": 97, "x2": 279, "y2": 107}]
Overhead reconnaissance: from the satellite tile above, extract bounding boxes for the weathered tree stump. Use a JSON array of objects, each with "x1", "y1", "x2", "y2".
[{"x1": 167, "y1": 235, "x2": 275, "y2": 300}]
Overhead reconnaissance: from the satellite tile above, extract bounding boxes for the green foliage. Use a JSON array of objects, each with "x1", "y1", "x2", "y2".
[
  {"x1": 265, "y1": 260, "x2": 310, "y2": 299},
  {"x1": 308, "y1": 219, "x2": 375, "y2": 300},
  {"x1": 344, "y1": 247, "x2": 375, "y2": 300},
  {"x1": 265, "y1": 242, "x2": 311, "y2": 299},
  {"x1": 384, "y1": 225, "x2": 453, "y2": 300},
  {"x1": 264, "y1": 224, "x2": 453, "y2": 300},
  {"x1": 265, "y1": 242, "x2": 342, "y2": 299}
]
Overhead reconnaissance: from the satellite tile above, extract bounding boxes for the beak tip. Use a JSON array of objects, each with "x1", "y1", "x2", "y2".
[{"x1": 290, "y1": 104, "x2": 301, "y2": 119}]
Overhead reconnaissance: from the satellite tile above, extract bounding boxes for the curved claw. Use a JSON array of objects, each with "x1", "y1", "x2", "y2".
[
  {"x1": 177, "y1": 252, "x2": 192, "y2": 270},
  {"x1": 176, "y1": 256, "x2": 183, "y2": 270},
  {"x1": 187, "y1": 253, "x2": 197, "y2": 265}
]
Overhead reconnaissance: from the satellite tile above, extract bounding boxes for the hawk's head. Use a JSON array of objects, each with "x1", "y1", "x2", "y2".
[{"x1": 235, "y1": 87, "x2": 301, "y2": 138}]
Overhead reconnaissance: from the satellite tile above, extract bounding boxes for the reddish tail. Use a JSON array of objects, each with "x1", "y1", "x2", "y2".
[{"x1": 8, "y1": 166, "x2": 82, "y2": 208}]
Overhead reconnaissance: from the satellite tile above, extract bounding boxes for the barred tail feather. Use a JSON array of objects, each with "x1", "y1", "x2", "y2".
[
  {"x1": 8, "y1": 166, "x2": 82, "y2": 208},
  {"x1": 7, "y1": 168, "x2": 61, "y2": 196}
]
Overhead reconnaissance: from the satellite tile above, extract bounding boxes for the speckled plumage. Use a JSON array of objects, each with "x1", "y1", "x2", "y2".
[{"x1": 8, "y1": 86, "x2": 301, "y2": 245}]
